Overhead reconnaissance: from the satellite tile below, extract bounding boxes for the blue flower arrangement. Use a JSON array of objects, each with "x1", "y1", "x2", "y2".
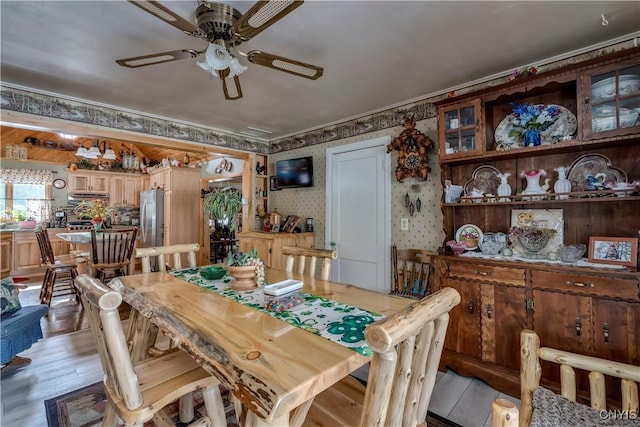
[{"x1": 509, "y1": 102, "x2": 562, "y2": 146}]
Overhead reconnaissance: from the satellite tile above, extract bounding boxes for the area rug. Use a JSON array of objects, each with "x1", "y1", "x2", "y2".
[
  {"x1": 45, "y1": 381, "x2": 238, "y2": 427},
  {"x1": 45, "y1": 381, "x2": 461, "y2": 427}
]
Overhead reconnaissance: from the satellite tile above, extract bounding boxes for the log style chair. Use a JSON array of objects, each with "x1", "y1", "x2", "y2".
[
  {"x1": 134, "y1": 243, "x2": 200, "y2": 357},
  {"x1": 391, "y1": 245, "x2": 436, "y2": 298},
  {"x1": 282, "y1": 245, "x2": 338, "y2": 280},
  {"x1": 74, "y1": 274, "x2": 227, "y2": 427},
  {"x1": 302, "y1": 287, "x2": 461, "y2": 427},
  {"x1": 491, "y1": 330, "x2": 640, "y2": 427},
  {"x1": 66, "y1": 223, "x2": 94, "y2": 257},
  {"x1": 34, "y1": 228, "x2": 81, "y2": 306},
  {"x1": 90, "y1": 228, "x2": 137, "y2": 282},
  {"x1": 135, "y1": 243, "x2": 200, "y2": 273}
]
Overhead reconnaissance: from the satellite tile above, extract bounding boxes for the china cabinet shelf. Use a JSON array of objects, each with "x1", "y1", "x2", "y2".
[
  {"x1": 434, "y1": 47, "x2": 640, "y2": 402},
  {"x1": 445, "y1": 192, "x2": 640, "y2": 206}
]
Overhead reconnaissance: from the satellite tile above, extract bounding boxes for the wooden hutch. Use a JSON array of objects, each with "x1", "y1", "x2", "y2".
[{"x1": 432, "y1": 48, "x2": 640, "y2": 401}]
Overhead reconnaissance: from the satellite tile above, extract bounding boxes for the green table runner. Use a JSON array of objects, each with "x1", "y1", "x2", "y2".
[{"x1": 170, "y1": 267, "x2": 383, "y2": 356}]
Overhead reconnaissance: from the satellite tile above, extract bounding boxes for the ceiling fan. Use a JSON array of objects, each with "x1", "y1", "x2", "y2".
[{"x1": 116, "y1": 0, "x2": 324, "y2": 100}]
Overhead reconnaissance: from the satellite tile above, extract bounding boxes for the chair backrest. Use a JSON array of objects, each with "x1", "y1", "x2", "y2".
[
  {"x1": 67, "y1": 224, "x2": 94, "y2": 232},
  {"x1": 517, "y1": 329, "x2": 640, "y2": 427},
  {"x1": 281, "y1": 245, "x2": 337, "y2": 280},
  {"x1": 392, "y1": 245, "x2": 436, "y2": 298},
  {"x1": 34, "y1": 227, "x2": 55, "y2": 266},
  {"x1": 362, "y1": 287, "x2": 460, "y2": 426},
  {"x1": 91, "y1": 228, "x2": 137, "y2": 269},
  {"x1": 135, "y1": 243, "x2": 200, "y2": 273},
  {"x1": 74, "y1": 274, "x2": 143, "y2": 410}
]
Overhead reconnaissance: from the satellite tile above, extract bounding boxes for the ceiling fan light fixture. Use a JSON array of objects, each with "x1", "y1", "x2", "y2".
[
  {"x1": 227, "y1": 57, "x2": 248, "y2": 79},
  {"x1": 207, "y1": 43, "x2": 232, "y2": 70}
]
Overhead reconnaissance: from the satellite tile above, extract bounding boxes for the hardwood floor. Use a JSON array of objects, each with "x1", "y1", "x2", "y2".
[{"x1": 1, "y1": 280, "x2": 520, "y2": 427}]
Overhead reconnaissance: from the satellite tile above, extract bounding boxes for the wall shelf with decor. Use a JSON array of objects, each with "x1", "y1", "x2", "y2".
[
  {"x1": 433, "y1": 47, "x2": 640, "y2": 403},
  {"x1": 253, "y1": 154, "x2": 269, "y2": 231}
]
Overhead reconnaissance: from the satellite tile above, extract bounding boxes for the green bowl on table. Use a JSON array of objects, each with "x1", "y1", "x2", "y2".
[{"x1": 200, "y1": 266, "x2": 227, "y2": 280}]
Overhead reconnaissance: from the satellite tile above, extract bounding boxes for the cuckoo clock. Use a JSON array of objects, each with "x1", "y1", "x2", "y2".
[{"x1": 387, "y1": 116, "x2": 434, "y2": 182}]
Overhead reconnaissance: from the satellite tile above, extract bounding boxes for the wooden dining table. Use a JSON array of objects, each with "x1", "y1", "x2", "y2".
[{"x1": 108, "y1": 267, "x2": 411, "y2": 426}]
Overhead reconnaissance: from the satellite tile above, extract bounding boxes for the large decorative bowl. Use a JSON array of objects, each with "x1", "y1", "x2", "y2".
[
  {"x1": 228, "y1": 265, "x2": 257, "y2": 290},
  {"x1": 510, "y1": 227, "x2": 557, "y2": 259},
  {"x1": 558, "y1": 244, "x2": 586, "y2": 263},
  {"x1": 478, "y1": 240, "x2": 504, "y2": 255}
]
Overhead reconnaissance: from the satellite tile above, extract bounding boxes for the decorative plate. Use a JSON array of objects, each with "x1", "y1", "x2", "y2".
[
  {"x1": 455, "y1": 224, "x2": 483, "y2": 250},
  {"x1": 566, "y1": 153, "x2": 627, "y2": 191},
  {"x1": 52, "y1": 178, "x2": 66, "y2": 189},
  {"x1": 510, "y1": 209, "x2": 564, "y2": 256},
  {"x1": 494, "y1": 105, "x2": 577, "y2": 150},
  {"x1": 463, "y1": 165, "x2": 501, "y2": 197}
]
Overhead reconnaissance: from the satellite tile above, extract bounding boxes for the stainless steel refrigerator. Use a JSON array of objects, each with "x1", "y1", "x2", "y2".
[{"x1": 140, "y1": 189, "x2": 164, "y2": 270}]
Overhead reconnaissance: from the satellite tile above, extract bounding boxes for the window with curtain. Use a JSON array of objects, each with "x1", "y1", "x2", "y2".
[{"x1": 0, "y1": 169, "x2": 53, "y2": 223}]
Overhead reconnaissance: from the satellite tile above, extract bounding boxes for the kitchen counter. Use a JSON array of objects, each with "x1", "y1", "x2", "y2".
[{"x1": 0, "y1": 227, "x2": 67, "y2": 233}]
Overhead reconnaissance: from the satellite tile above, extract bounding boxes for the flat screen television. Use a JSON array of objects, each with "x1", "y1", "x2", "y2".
[{"x1": 275, "y1": 156, "x2": 314, "y2": 189}]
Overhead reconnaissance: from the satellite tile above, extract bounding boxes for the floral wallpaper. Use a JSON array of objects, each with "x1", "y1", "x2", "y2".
[{"x1": 269, "y1": 117, "x2": 445, "y2": 253}]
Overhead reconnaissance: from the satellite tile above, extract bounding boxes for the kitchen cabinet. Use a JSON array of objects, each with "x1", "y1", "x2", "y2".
[
  {"x1": 148, "y1": 166, "x2": 200, "y2": 250},
  {"x1": 1, "y1": 233, "x2": 12, "y2": 278},
  {"x1": 238, "y1": 231, "x2": 314, "y2": 270},
  {"x1": 109, "y1": 175, "x2": 141, "y2": 207},
  {"x1": 67, "y1": 170, "x2": 109, "y2": 194}
]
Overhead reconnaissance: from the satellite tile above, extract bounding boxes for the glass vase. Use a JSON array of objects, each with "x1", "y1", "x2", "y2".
[{"x1": 524, "y1": 130, "x2": 541, "y2": 147}]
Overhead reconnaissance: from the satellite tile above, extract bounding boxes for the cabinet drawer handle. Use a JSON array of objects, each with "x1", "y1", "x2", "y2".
[
  {"x1": 486, "y1": 304, "x2": 492, "y2": 319},
  {"x1": 566, "y1": 281, "x2": 593, "y2": 288},
  {"x1": 467, "y1": 299, "x2": 474, "y2": 314},
  {"x1": 474, "y1": 270, "x2": 491, "y2": 276},
  {"x1": 602, "y1": 323, "x2": 609, "y2": 343}
]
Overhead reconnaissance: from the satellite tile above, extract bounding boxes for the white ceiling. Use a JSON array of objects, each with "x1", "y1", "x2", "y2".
[{"x1": 2, "y1": 1, "x2": 640, "y2": 141}]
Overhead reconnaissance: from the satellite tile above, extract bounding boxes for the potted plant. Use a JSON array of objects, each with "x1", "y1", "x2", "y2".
[
  {"x1": 226, "y1": 248, "x2": 265, "y2": 290},
  {"x1": 203, "y1": 187, "x2": 243, "y2": 233}
]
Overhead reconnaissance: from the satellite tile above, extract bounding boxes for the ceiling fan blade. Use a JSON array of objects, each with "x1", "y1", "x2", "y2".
[
  {"x1": 128, "y1": 0, "x2": 205, "y2": 37},
  {"x1": 219, "y1": 69, "x2": 243, "y2": 100},
  {"x1": 116, "y1": 49, "x2": 202, "y2": 68},
  {"x1": 232, "y1": 0, "x2": 303, "y2": 42},
  {"x1": 247, "y1": 50, "x2": 323, "y2": 80}
]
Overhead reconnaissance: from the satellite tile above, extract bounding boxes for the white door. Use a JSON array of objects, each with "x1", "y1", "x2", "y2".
[{"x1": 325, "y1": 137, "x2": 391, "y2": 293}]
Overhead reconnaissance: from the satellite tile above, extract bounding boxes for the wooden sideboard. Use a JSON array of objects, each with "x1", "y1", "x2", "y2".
[
  {"x1": 433, "y1": 255, "x2": 640, "y2": 402},
  {"x1": 238, "y1": 232, "x2": 314, "y2": 270}
]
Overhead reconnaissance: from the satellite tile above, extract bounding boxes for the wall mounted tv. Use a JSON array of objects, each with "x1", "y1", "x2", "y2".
[{"x1": 275, "y1": 156, "x2": 314, "y2": 189}]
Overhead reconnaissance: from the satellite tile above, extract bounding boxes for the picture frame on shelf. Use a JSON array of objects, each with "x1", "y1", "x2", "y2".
[
  {"x1": 588, "y1": 236, "x2": 638, "y2": 267},
  {"x1": 282, "y1": 215, "x2": 300, "y2": 233},
  {"x1": 270, "y1": 224, "x2": 280, "y2": 233},
  {"x1": 269, "y1": 176, "x2": 279, "y2": 191}
]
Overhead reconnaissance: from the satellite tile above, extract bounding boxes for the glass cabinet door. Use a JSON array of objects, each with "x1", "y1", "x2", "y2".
[
  {"x1": 439, "y1": 99, "x2": 482, "y2": 159},
  {"x1": 584, "y1": 63, "x2": 640, "y2": 139}
]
